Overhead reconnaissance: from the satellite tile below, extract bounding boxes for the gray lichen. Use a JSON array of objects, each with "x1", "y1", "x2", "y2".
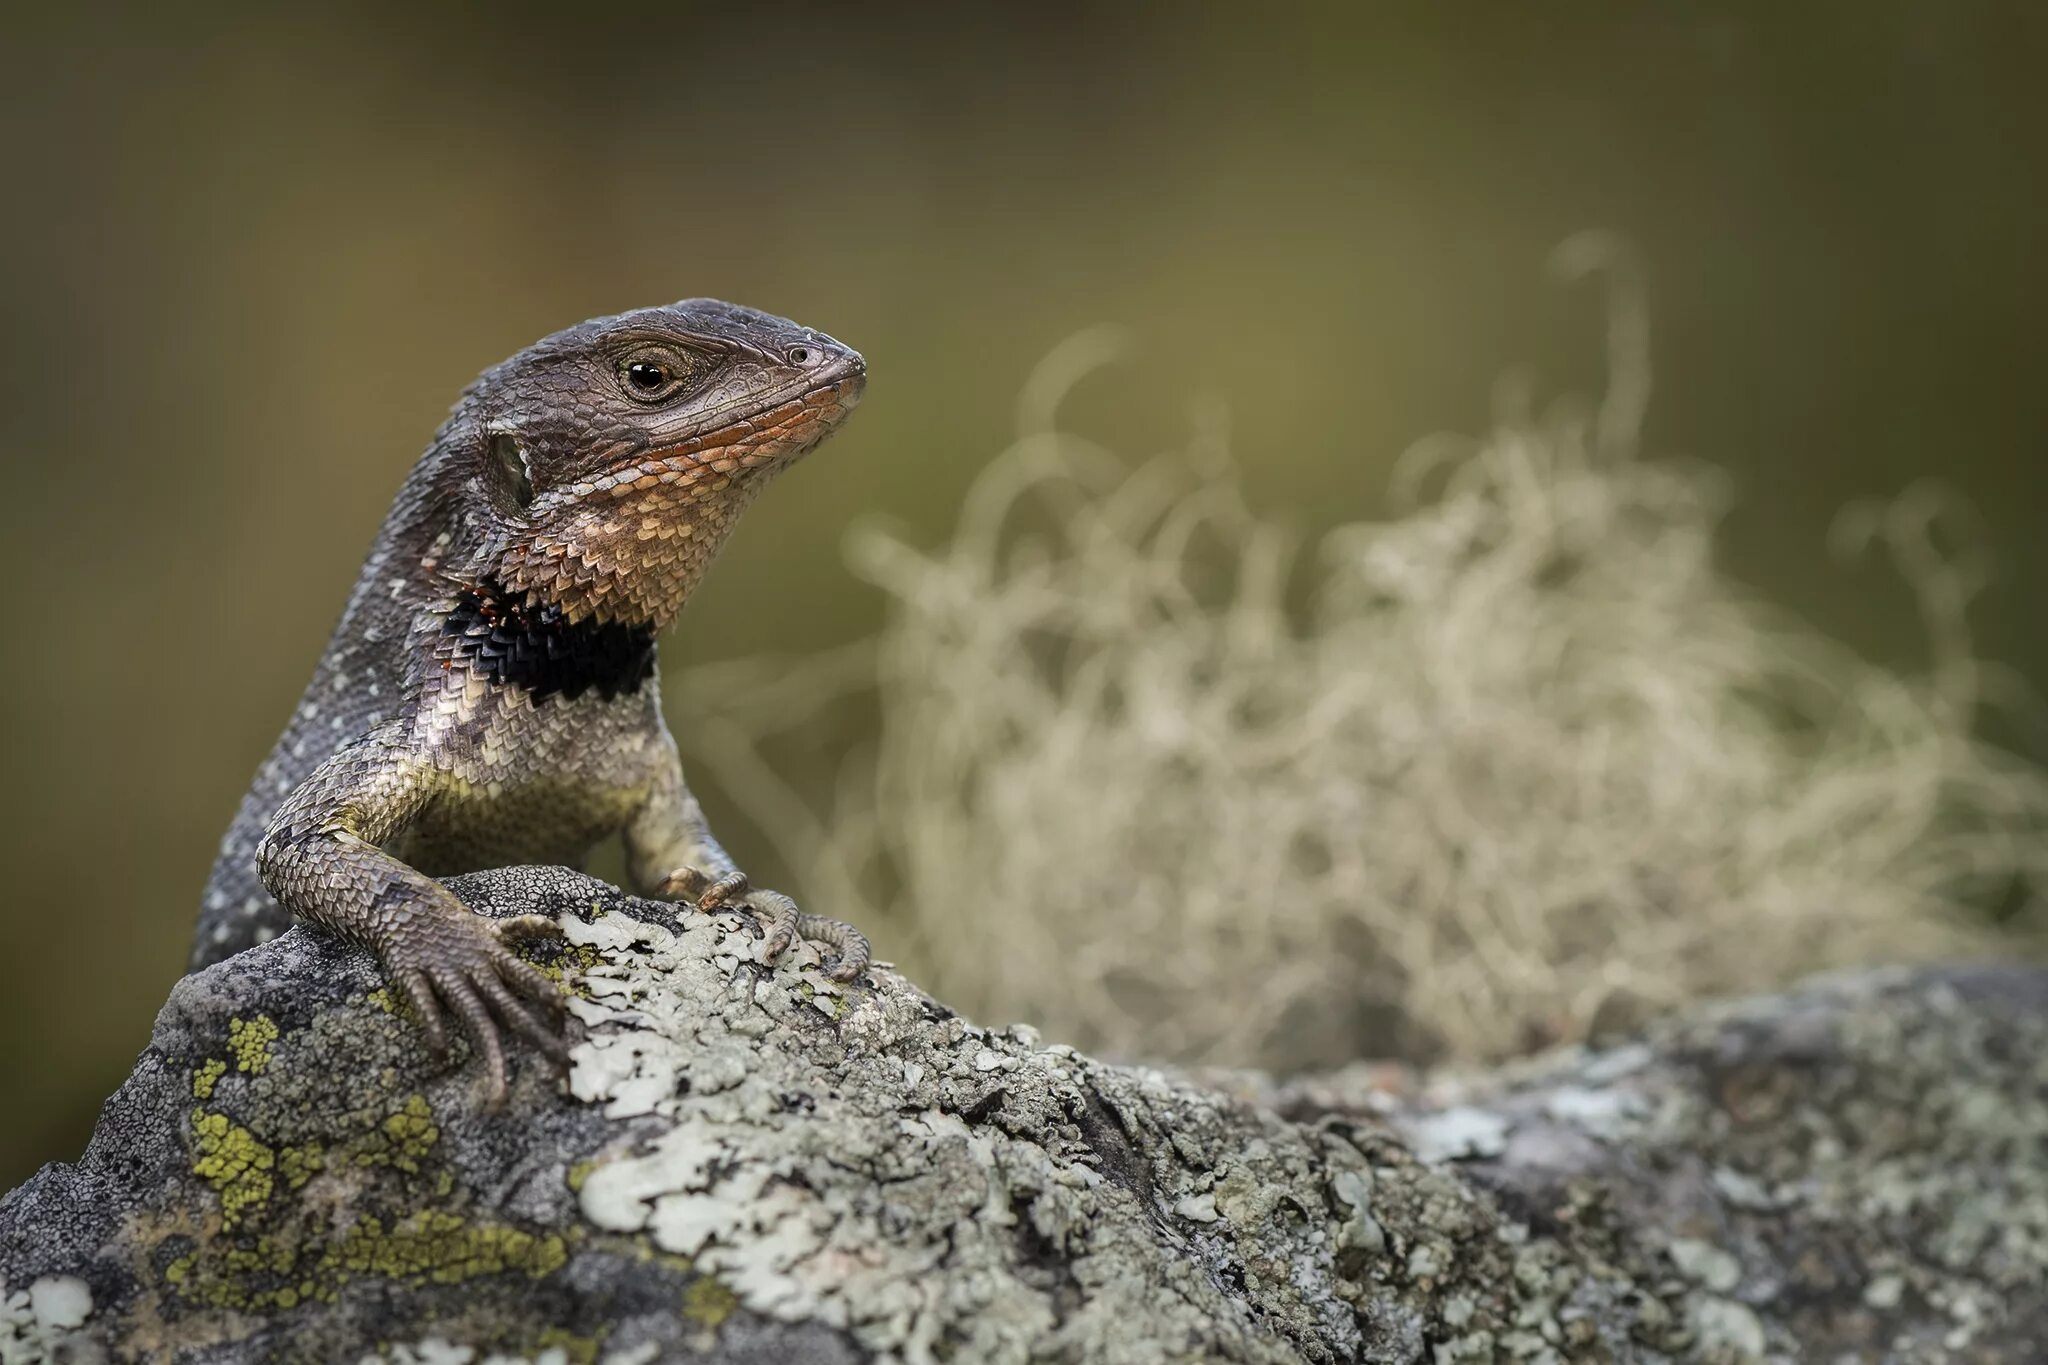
[
  {"x1": 564, "y1": 901, "x2": 1375, "y2": 1361},
  {"x1": 2, "y1": 870, "x2": 2044, "y2": 1363}
]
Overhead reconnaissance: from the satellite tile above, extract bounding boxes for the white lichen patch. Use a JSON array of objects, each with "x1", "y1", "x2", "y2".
[
  {"x1": 358, "y1": 1341, "x2": 575, "y2": 1365},
  {"x1": 1690, "y1": 1296, "x2": 1766, "y2": 1359},
  {"x1": 1400, "y1": 1105, "x2": 1511, "y2": 1164},
  {"x1": 0, "y1": 1277, "x2": 92, "y2": 1365},
  {"x1": 1666, "y1": 1237, "x2": 1742, "y2": 1294},
  {"x1": 562, "y1": 902, "x2": 1376, "y2": 1363}
]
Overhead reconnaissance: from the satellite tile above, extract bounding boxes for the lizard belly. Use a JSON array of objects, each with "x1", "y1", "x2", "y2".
[{"x1": 392, "y1": 774, "x2": 644, "y2": 876}]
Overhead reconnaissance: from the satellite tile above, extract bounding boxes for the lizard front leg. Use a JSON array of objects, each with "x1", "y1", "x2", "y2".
[
  {"x1": 624, "y1": 743, "x2": 870, "y2": 982},
  {"x1": 256, "y1": 720, "x2": 567, "y2": 1104}
]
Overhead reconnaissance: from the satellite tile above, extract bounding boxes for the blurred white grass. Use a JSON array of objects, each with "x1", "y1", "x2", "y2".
[{"x1": 678, "y1": 237, "x2": 2048, "y2": 1070}]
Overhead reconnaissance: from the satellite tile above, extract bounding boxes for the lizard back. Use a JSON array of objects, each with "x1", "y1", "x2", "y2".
[{"x1": 192, "y1": 476, "x2": 436, "y2": 967}]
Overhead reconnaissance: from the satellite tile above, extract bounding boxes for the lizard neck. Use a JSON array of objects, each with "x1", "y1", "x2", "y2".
[{"x1": 436, "y1": 576, "x2": 656, "y2": 704}]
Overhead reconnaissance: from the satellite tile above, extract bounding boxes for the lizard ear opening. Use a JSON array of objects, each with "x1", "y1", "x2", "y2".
[{"x1": 488, "y1": 433, "x2": 535, "y2": 513}]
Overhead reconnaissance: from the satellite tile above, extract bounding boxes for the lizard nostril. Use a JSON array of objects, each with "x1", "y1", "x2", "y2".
[{"x1": 786, "y1": 345, "x2": 814, "y2": 366}]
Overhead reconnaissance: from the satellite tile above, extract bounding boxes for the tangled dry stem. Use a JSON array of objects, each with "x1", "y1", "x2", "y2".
[{"x1": 677, "y1": 239, "x2": 2048, "y2": 1070}]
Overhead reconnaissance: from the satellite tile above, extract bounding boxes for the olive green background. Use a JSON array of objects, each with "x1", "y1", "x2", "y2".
[{"x1": 3, "y1": 3, "x2": 2044, "y2": 1187}]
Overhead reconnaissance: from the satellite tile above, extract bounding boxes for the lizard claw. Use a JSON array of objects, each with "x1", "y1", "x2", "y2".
[
  {"x1": 654, "y1": 866, "x2": 750, "y2": 911},
  {"x1": 655, "y1": 867, "x2": 872, "y2": 982},
  {"x1": 793, "y1": 908, "x2": 872, "y2": 983},
  {"x1": 696, "y1": 871, "x2": 750, "y2": 912},
  {"x1": 385, "y1": 909, "x2": 570, "y2": 1108},
  {"x1": 744, "y1": 889, "x2": 801, "y2": 962}
]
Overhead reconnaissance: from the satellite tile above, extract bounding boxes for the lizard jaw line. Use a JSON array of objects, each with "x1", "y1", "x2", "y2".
[{"x1": 533, "y1": 371, "x2": 863, "y2": 512}]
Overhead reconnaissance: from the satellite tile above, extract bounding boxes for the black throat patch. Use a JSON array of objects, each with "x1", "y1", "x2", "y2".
[{"x1": 441, "y1": 579, "x2": 656, "y2": 703}]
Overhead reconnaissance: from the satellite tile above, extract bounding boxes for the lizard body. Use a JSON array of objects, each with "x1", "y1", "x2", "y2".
[{"x1": 190, "y1": 299, "x2": 868, "y2": 1100}]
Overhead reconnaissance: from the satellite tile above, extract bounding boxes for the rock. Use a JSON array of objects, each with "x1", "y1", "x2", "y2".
[{"x1": 2, "y1": 868, "x2": 2044, "y2": 1363}]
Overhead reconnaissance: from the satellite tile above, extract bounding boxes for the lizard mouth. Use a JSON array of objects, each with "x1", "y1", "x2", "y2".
[
  {"x1": 549, "y1": 360, "x2": 866, "y2": 508},
  {"x1": 634, "y1": 366, "x2": 862, "y2": 478}
]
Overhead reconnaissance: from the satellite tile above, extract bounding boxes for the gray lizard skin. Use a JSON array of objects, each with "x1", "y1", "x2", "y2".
[{"x1": 189, "y1": 299, "x2": 869, "y2": 1101}]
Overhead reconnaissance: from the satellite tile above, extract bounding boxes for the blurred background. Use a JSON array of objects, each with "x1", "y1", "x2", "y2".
[{"x1": 3, "y1": 3, "x2": 2045, "y2": 1188}]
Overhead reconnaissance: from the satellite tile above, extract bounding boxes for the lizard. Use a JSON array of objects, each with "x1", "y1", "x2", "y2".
[{"x1": 188, "y1": 299, "x2": 870, "y2": 1103}]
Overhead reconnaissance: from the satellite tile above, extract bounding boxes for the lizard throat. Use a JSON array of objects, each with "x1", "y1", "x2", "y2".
[
  {"x1": 490, "y1": 367, "x2": 864, "y2": 628},
  {"x1": 438, "y1": 578, "x2": 655, "y2": 704}
]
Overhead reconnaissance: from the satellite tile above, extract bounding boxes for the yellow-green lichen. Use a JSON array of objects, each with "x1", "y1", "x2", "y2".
[
  {"x1": 364, "y1": 987, "x2": 396, "y2": 1013},
  {"x1": 164, "y1": 1049, "x2": 583, "y2": 1317},
  {"x1": 327, "y1": 1211, "x2": 569, "y2": 1283},
  {"x1": 221, "y1": 1238, "x2": 295, "y2": 1276},
  {"x1": 192, "y1": 1058, "x2": 228, "y2": 1099},
  {"x1": 565, "y1": 1160, "x2": 595, "y2": 1193},
  {"x1": 351, "y1": 1094, "x2": 439, "y2": 1173},
  {"x1": 623, "y1": 1242, "x2": 696, "y2": 1276},
  {"x1": 535, "y1": 941, "x2": 605, "y2": 998},
  {"x1": 280, "y1": 1141, "x2": 325, "y2": 1190},
  {"x1": 161, "y1": 1210, "x2": 573, "y2": 1312},
  {"x1": 682, "y1": 1274, "x2": 738, "y2": 1330},
  {"x1": 533, "y1": 1326, "x2": 607, "y2": 1365},
  {"x1": 190, "y1": 1107, "x2": 276, "y2": 1227},
  {"x1": 189, "y1": 1085, "x2": 439, "y2": 1233},
  {"x1": 792, "y1": 978, "x2": 845, "y2": 1019},
  {"x1": 228, "y1": 1015, "x2": 280, "y2": 1076}
]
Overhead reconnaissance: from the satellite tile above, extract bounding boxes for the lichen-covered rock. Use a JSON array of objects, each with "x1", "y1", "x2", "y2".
[{"x1": 2, "y1": 869, "x2": 2042, "y2": 1364}]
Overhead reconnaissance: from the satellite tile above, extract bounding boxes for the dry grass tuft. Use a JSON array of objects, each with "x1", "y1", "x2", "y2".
[{"x1": 678, "y1": 240, "x2": 2048, "y2": 1070}]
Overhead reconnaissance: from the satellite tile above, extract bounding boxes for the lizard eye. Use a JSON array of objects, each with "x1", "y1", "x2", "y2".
[{"x1": 617, "y1": 347, "x2": 691, "y2": 403}]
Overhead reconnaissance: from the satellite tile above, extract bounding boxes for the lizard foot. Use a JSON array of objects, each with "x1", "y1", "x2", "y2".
[
  {"x1": 387, "y1": 909, "x2": 570, "y2": 1109},
  {"x1": 655, "y1": 868, "x2": 872, "y2": 982}
]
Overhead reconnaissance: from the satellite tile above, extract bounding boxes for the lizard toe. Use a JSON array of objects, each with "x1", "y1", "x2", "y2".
[
  {"x1": 695, "y1": 871, "x2": 750, "y2": 912},
  {"x1": 654, "y1": 866, "x2": 712, "y2": 900},
  {"x1": 397, "y1": 971, "x2": 452, "y2": 1054},
  {"x1": 443, "y1": 975, "x2": 509, "y2": 1109},
  {"x1": 742, "y1": 890, "x2": 800, "y2": 961},
  {"x1": 495, "y1": 914, "x2": 567, "y2": 948},
  {"x1": 797, "y1": 911, "x2": 872, "y2": 982},
  {"x1": 495, "y1": 951, "x2": 566, "y2": 1016},
  {"x1": 478, "y1": 967, "x2": 568, "y2": 1063}
]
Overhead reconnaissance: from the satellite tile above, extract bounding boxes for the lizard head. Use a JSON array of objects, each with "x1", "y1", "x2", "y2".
[{"x1": 443, "y1": 299, "x2": 865, "y2": 626}]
